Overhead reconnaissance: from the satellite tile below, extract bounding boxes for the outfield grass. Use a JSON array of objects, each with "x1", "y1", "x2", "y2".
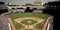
[
  {"x1": 9, "y1": 13, "x2": 50, "y2": 20},
  {"x1": 8, "y1": 13, "x2": 50, "y2": 29}
]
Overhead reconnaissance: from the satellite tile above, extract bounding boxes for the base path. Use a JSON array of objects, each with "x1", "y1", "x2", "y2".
[
  {"x1": 14, "y1": 17, "x2": 44, "y2": 23},
  {"x1": 14, "y1": 17, "x2": 44, "y2": 30}
]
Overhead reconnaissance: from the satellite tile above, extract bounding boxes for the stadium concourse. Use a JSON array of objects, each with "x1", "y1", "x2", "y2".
[{"x1": 0, "y1": 14, "x2": 9, "y2": 30}]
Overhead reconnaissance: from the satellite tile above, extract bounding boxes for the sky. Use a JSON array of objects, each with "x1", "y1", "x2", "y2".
[{"x1": 0, "y1": 0, "x2": 59, "y2": 4}]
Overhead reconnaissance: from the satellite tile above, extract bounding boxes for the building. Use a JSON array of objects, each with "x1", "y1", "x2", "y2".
[
  {"x1": 42, "y1": 1, "x2": 60, "y2": 16},
  {"x1": 0, "y1": 2, "x2": 8, "y2": 14}
]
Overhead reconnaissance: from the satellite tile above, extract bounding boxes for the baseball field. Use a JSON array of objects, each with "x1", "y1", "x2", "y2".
[{"x1": 8, "y1": 13, "x2": 50, "y2": 30}]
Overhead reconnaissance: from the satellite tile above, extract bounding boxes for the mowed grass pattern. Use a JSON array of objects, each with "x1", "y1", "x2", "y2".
[
  {"x1": 9, "y1": 13, "x2": 50, "y2": 20},
  {"x1": 8, "y1": 13, "x2": 50, "y2": 29}
]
